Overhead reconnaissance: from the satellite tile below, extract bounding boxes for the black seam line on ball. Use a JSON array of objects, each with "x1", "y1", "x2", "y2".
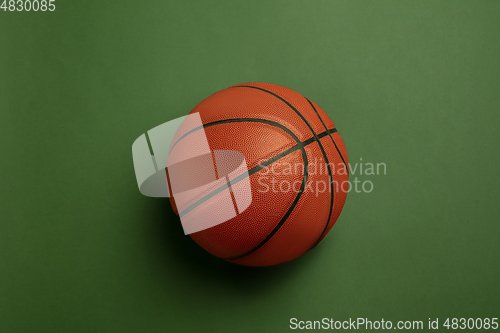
[
  {"x1": 302, "y1": 97, "x2": 334, "y2": 250},
  {"x1": 176, "y1": 134, "x2": 309, "y2": 219},
  {"x1": 170, "y1": 117, "x2": 301, "y2": 154},
  {"x1": 232, "y1": 85, "x2": 335, "y2": 256},
  {"x1": 173, "y1": 118, "x2": 309, "y2": 260},
  {"x1": 229, "y1": 131, "x2": 340, "y2": 261},
  {"x1": 307, "y1": 98, "x2": 350, "y2": 249},
  {"x1": 306, "y1": 98, "x2": 349, "y2": 174},
  {"x1": 170, "y1": 117, "x2": 337, "y2": 155},
  {"x1": 174, "y1": 119, "x2": 304, "y2": 217},
  {"x1": 169, "y1": 115, "x2": 335, "y2": 259},
  {"x1": 225, "y1": 128, "x2": 309, "y2": 260}
]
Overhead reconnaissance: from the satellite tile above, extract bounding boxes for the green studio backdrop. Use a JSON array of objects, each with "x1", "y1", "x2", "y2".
[{"x1": 1, "y1": 1, "x2": 499, "y2": 332}]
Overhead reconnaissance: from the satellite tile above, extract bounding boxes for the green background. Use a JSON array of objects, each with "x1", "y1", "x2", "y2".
[{"x1": 1, "y1": 1, "x2": 499, "y2": 332}]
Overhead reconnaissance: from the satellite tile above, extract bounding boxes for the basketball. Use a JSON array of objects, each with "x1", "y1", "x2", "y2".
[{"x1": 166, "y1": 83, "x2": 349, "y2": 266}]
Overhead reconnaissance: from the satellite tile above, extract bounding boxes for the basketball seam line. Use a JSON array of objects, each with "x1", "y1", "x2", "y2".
[
  {"x1": 305, "y1": 98, "x2": 343, "y2": 249},
  {"x1": 306, "y1": 98, "x2": 349, "y2": 174},
  {"x1": 220, "y1": 118, "x2": 309, "y2": 260},
  {"x1": 175, "y1": 121, "x2": 336, "y2": 221},
  {"x1": 173, "y1": 123, "x2": 336, "y2": 260},
  {"x1": 303, "y1": 98, "x2": 335, "y2": 250},
  {"x1": 232, "y1": 85, "x2": 335, "y2": 259},
  {"x1": 171, "y1": 117, "x2": 309, "y2": 260}
]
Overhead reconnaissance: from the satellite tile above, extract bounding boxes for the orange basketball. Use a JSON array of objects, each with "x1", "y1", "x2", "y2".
[{"x1": 167, "y1": 83, "x2": 349, "y2": 266}]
